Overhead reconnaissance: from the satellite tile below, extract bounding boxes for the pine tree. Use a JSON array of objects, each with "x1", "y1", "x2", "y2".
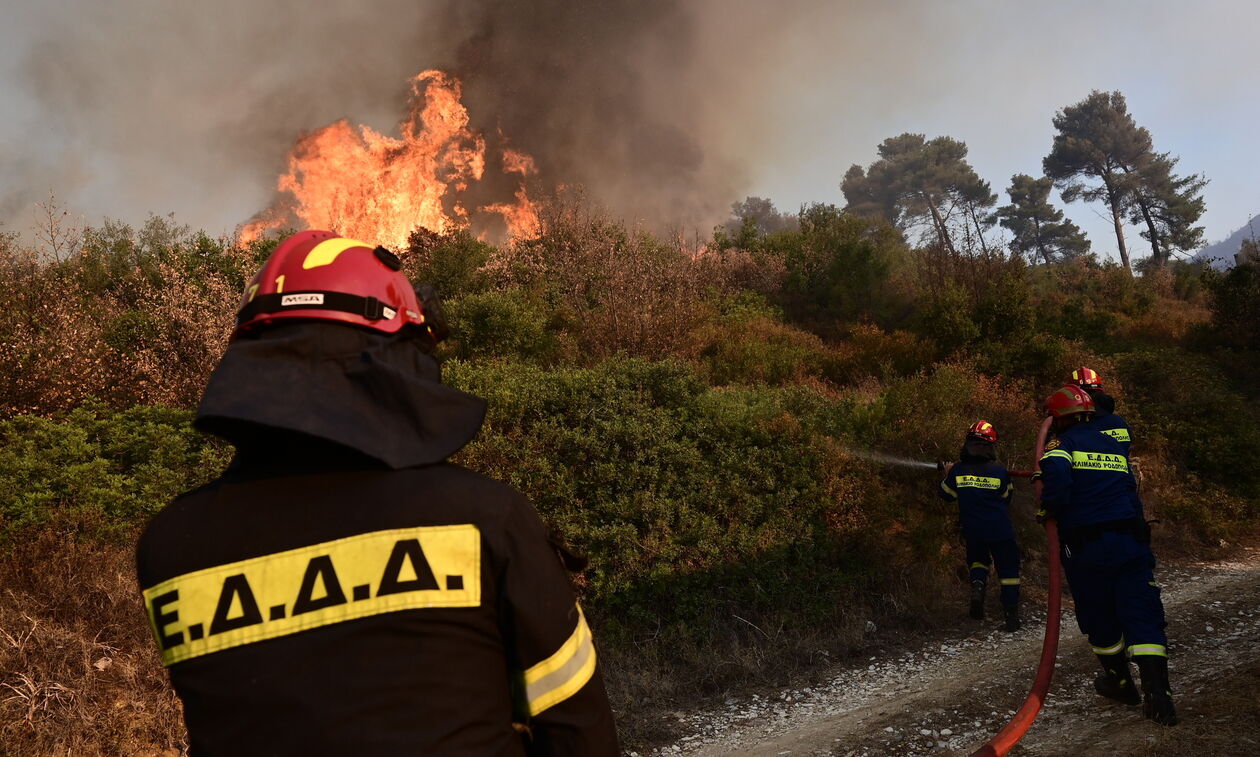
[
  {"x1": 995, "y1": 174, "x2": 1090, "y2": 264},
  {"x1": 842, "y1": 133, "x2": 995, "y2": 253},
  {"x1": 1043, "y1": 91, "x2": 1148, "y2": 273},
  {"x1": 1126, "y1": 152, "x2": 1208, "y2": 266}
]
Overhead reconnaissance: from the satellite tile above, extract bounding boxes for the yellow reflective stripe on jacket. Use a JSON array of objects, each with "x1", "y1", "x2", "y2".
[
  {"x1": 524, "y1": 606, "x2": 597, "y2": 716},
  {"x1": 1070, "y1": 451, "x2": 1129, "y2": 472},
  {"x1": 1092, "y1": 638, "x2": 1125, "y2": 655},
  {"x1": 1040, "y1": 449, "x2": 1072, "y2": 464},
  {"x1": 1128, "y1": 643, "x2": 1167, "y2": 657},
  {"x1": 970, "y1": 562, "x2": 988, "y2": 570},
  {"x1": 956, "y1": 475, "x2": 1001, "y2": 490},
  {"x1": 1101, "y1": 428, "x2": 1131, "y2": 443},
  {"x1": 999, "y1": 578, "x2": 1021, "y2": 586},
  {"x1": 940, "y1": 480, "x2": 957, "y2": 498},
  {"x1": 1002, "y1": 482, "x2": 1014, "y2": 498},
  {"x1": 143, "y1": 524, "x2": 481, "y2": 666}
]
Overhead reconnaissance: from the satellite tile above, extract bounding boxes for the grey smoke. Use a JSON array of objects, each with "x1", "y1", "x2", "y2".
[
  {"x1": 5, "y1": 2, "x2": 1254, "y2": 249},
  {"x1": 2, "y1": 0, "x2": 760, "y2": 238},
  {"x1": 422, "y1": 0, "x2": 742, "y2": 231}
]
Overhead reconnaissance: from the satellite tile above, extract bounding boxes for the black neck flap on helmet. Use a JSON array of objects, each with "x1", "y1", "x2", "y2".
[{"x1": 195, "y1": 322, "x2": 485, "y2": 470}]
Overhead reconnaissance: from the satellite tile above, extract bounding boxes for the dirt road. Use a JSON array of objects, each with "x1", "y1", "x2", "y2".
[{"x1": 651, "y1": 546, "x2": 1260, "y2": 757}]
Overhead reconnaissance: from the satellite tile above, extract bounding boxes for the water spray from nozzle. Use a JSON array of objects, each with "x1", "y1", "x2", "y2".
[{"x1": 839, "y1": 448, "x2": 940, "y2": 471}]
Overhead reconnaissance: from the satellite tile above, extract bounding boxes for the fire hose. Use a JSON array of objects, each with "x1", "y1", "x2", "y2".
[{"x1": 967, "y1": 416, "x2": 1062, "y2": 757}]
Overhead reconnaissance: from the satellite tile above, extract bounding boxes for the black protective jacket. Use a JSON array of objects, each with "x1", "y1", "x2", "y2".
[{"x1": 136, "y1": 324, "x2": 618, "y2": 756}]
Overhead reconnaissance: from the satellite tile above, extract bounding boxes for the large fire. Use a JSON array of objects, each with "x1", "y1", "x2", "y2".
[{"x1": 239, "y1": 70, "x2": 541, "y2": 248}]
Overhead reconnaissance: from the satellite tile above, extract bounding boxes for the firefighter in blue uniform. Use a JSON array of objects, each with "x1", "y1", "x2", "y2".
[
  {"x1": 939, "y1": 420, "x2": 1021, "y2": 632},
  {"x1": 1038, "y1": 384, "x2": 1176, "y2": 726},
  {"x1": 1070, "y1": 366, "x2": 1132, "y2": 455},
  {"x1": 1070, "y1": 366, "x2": 1143, "y2": 517}
]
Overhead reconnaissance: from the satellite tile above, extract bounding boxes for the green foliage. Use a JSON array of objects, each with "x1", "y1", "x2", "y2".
[
  {"x1": 404, "y1": 227, "x2": 494, "y2": 298},
  {"x1": 842, "y1": 133, "x2": 996, "y2": 252},
  {"x1": 1115, "y1": 348, "x2": 1260, "y2": 501},
  {"x1": 1043, "y1": 89, "x2": 1206, "y2": 270},
  {"x1": 689, "y1": 292, "x2": 827, "y2": 386},
  {"x1": 0, "y1": 402, "x2": 230, "y2": 542},
  {"x1": 443, "y1": 356, "x2": 881, "y2": 635},
  {"x1": 442, "y1": 288, "x2": 563, "y2": 362},
  {"x1": 779, "y1": 204, "x2": 909, "y2": 324},
  {"x1": 995, "y1": 173, "x2": 1090, "y2": 263},
  {"x1": 1208, "y1": 258, "x2": 1260, "y2": 355}
]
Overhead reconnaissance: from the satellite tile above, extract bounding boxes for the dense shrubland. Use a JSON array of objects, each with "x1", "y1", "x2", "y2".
[{"x1": 1, "y1": 199, "x2": 1257, "y2": 751}]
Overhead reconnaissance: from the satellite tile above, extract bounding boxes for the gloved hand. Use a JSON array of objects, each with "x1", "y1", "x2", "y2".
[{"x1": 1035, "y1": 504, "x2": 1058, "y2": 525}]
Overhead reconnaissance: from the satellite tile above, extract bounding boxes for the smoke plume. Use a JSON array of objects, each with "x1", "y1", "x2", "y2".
[
  {"x1": 422, "y1": 0, "x2": 742, "y2": 231},
  {"x1": 2, "y1": 0, "x2": 767, "y2": 238}
]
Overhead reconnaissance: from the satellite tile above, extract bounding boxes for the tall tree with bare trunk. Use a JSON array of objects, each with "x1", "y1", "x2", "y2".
[
  {"x1": 995, "y1": 174, "x2": 1090, "y2": 264},
  {"x1": 842, "y1": 133, "x2": 994, "y2": 254},
  {"x1": 1043, "y1": 91, "x2": 1150, "y2": 274}
]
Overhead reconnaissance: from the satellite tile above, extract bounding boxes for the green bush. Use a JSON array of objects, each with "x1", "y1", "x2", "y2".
[
  {"x1": 1115, "y1": 348, "x2": 1260, "y2": 501},
  {"x1": 688, "y1": 296, "x2": 829, "y2": 385},
  {"x1": 777, "y1": 204, "x2": 910, "y2": 325},
  {"x1": 0, "y1": 401, "x2": 230, "y2": 542},
  {"x1": 442, "y1": 288, "x2": 564, "y2": 362},
  {"x1": 444, "y1": 357, "x2": 883, "y2": 635},
  {"x1": 404, "y1": 228, "x2": 496, "y2": 298}
]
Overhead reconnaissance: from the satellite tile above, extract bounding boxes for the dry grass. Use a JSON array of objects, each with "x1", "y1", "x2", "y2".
[{"x1": 0, "y1": 532, "x2": 185, "y2": 756}]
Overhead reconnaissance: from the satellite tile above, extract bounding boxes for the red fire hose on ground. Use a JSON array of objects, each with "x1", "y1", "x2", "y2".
[{"x1": 968, "y1": 417, "x2": 1062, "y2": 757}]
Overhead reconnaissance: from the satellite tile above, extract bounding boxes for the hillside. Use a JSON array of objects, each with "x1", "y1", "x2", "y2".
[
  {"x1": 1195, "y1": 213, "x2": 1260, "y2": 268},
  {"x1": 1, "y1": 207, "x2": 1258, "y2": 754}
]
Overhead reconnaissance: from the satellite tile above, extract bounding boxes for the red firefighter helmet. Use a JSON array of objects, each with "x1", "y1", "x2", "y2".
[
  {"x1": 1044, "y1": 384, "x2": 1095, "y2": 418},
  {"x1": 234, "y1": 231, "x2": 445, "y2": 344},
  {"x1": 1070, "y1": 366, "x2": 1103, "y2": 389},
  {"x1": 967, "y1": 420, "x2": 998, "y2": 444}
]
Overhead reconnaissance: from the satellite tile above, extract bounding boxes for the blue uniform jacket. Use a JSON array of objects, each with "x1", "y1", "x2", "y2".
[
  {"x1": 1039, "y1": 422, "x2": 1141, "y2": 530},
  {"x1": 939, "y1": 458, "x2": 1015, "y2": 542},
  {"x1": 1088, "y1": 412, "x2": 1132, "y2": 456},
  {"x1": 1084, "y1": 390, "x2": 1132, "y2": 455}
]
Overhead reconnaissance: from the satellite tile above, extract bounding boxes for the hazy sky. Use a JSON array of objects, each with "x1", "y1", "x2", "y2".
[{"x1": 1, "y1": 0, "x2": 1255, "y2": 262}]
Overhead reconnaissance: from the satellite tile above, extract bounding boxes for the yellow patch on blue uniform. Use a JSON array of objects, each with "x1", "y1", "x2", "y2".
[
  {"x1": 1070, "y1": 451, "x2": 1129, "y2": 472},
  {"x1": 1101, "y1": 428, "x2": 1131, "y2": 443},
  {"x1": 957, "y1": 475, "x2": 1001, "y2": 490}
]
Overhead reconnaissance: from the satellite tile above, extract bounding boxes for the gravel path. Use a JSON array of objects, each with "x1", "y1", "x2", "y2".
[{"x1": 647, "y1": 546, "x2": 1260, "y2": 757}]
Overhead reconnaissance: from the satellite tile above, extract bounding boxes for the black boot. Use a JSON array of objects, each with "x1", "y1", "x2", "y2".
[
  {"x1": 1002, "y1": 604, "x2": 1021, "y2": 632},
  {"x1": 1135, "y1": 655, "x2": 1178, "y2": 726},
  {"x1": 969, "y1": 580, "x2": 986, "y2": 620},
  {"x1": 1093, "y1": 653, "x2": 1140, "y2": 705}
]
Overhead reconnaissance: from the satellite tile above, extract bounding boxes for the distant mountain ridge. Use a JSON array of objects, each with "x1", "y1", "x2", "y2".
[{"x1": 1196, "y1": 213, "x2": 1260, "y2": 268}]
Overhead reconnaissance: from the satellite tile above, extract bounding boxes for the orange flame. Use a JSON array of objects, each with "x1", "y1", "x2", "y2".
[{"x1": 240, "y1": 70, "x2": 540, "y2": 248}]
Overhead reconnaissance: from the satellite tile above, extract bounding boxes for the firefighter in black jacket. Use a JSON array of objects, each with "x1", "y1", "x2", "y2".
[
  {"x1": 938, "y1": 420, "x2": 1021, "y2": 632},
  {"x1": 136, "y1": 231, "x2": 619, "y2": 756}
]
